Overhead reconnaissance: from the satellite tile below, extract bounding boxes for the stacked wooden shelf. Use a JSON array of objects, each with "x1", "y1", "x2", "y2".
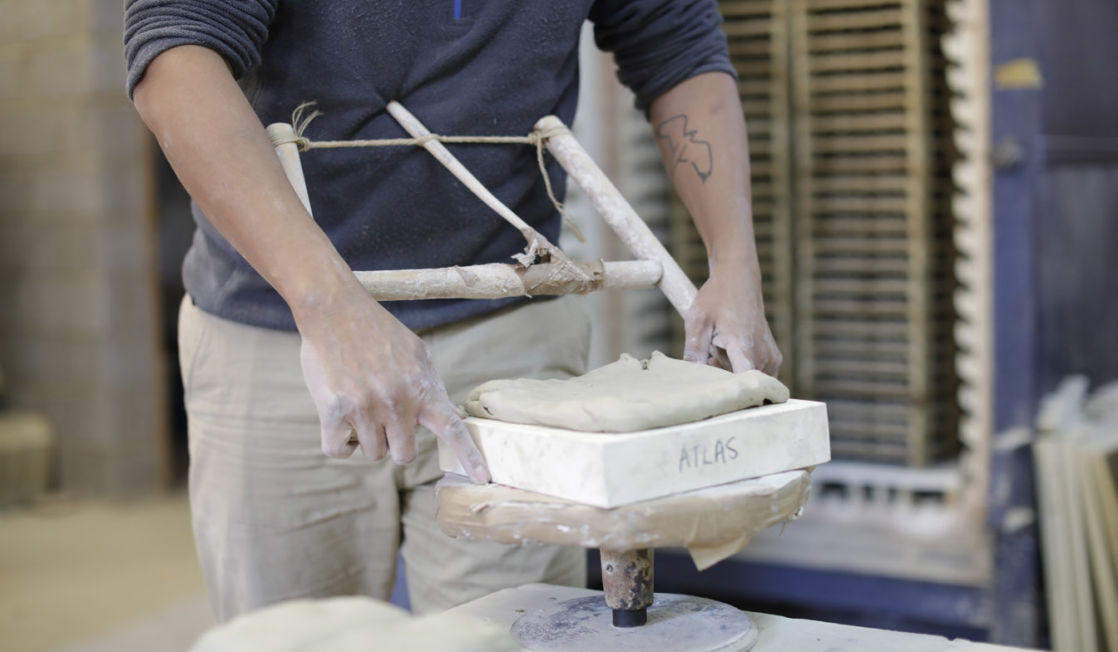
[
  {"x1": 792, "y1": 0, "x2": 960, "y2": 465},
  {"x1": 671, "y1": 0, "x2": 964, "y2": 465}
]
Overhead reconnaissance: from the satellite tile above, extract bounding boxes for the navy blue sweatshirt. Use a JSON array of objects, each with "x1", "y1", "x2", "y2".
[{"x1": 124, "y1": 1, "x2": 734, "y2": 332}]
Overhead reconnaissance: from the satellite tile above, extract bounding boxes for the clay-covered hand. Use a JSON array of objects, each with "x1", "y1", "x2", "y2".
[
  {"x1": 295, "y1": 286, "x2": 490, "y2": 484},
  {"x1": 683, "y1": 267, "x2": 783, "y2": 376},
  {"x1": 130, "y1": 46, "x2": 486, "y2": 484}
]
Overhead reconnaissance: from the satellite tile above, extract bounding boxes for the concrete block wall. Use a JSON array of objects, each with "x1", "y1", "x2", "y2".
[{"x1": 0, "y1": 0, "x2": 168, "y2": 494}]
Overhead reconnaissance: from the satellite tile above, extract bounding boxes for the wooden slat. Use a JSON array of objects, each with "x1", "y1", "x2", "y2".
[
  {"x1": 806, "y1": 8, "x2": 904, "y2": 31},
  {"x1": 828, "y1": 424, "x2": 915, "y2": 443},
  {"x1": 810, "y1": 111, "x2": 909, "y2": 132},
  {"x1": 812, "y1": 195, "x2": 909, "y2": 212},
  {"x1": 813, "y1": 154, "x2": 909, "y2": 173},
  {"x1": 813, "y1": 236, "x2": 909, "y2": 254},
  {"x1": 806, "y1": 321, "x2": 909, "y2": 340},
  {"x1": 809, "y1": 50, "x2": 907, "y2": 73},
  {"x1": 720, "y1": 0, "x2": 774, "y2": 15},
  {"x1": 814, "y1": 358, "x2": 910, "y2": 376},
  {"x1": 813, "y1": 378, "x2": 912, "y2": 398},
  {"x1": 746, "y1": 138, "x2": 773, "y2": 156},
  {"x1": 735, "y1": 61, "x2": 781, "y2": 77},
  {"x1": 811, "y1": 90, "x2": 909, "y2": 113},
  {"x1": 749, "y1": 161, "x2": 775, "y2": 178},
  {"x1": 726, "y1": 38, "x2": 776, "y2": 57},
  {"x1": 815, "y1": 332, "x2": 910, "y2": 346},
  {"x1": 812, "y1": 133, "x2": 908, "y2": 153},
  {"x1": 740, "y1": 98, "x2": 775, "y2": 115},
  {"x1": 808, "y1": 30, "x2": 906, "y2": 52},
  {"x1": 826, "y1": 399, "x2": 911, "y2": 419},
  {"x1": 813, "y1": 299, "x2": 908, "y2": 317},
  {"x1": 813, "y1": 277, "x2": 910, "y2": 293},
  {"x1": 806, "y1": 0, "x2": 904, "y2": 10},
  {"x1": 723, "y1": 20, "x2": 777, "y2": 37},
  {"x1": 813, "y1": 257, "x2": 909, "y2": 275},
  {"x1": 830, "y1": 440, "x2": 912, "y2": 457},
  {"x1": 810, "y1": 70, "x2": 907, "y2": 92},
  {"x1": 812, "y1": 215, "x2": 909, "y2": 234},
  {"x1": 811, "y1": 175, "x2": 909, "y2": 193}
]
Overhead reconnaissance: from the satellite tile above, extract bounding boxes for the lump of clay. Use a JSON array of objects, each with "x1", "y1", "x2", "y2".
[
  {"x1": 464, "y1": 351, "x2": 789, "y2": 432},
  {"x1": 190, "y1": 596, "x2": 518, "y2": 652}
]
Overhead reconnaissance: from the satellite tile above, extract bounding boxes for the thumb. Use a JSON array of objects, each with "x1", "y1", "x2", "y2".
[
  {"x1": 420, "y1": 399, "x2": 491, "y2": 484},
  {"x1": 684, "y1": 317, "x2": 714, "y2": 364}
]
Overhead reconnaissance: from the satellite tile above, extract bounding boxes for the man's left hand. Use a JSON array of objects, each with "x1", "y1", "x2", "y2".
[{"x1": 683, "y1": 268, "x2": 783, "y2": 376}]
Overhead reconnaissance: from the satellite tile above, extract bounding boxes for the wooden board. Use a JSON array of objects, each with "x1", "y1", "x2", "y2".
[
  {"x1": 1079, "y1": 443, "x2": 1118, "y2": 651},
  {"x1": 1034, "y1": 383, "x2": 1118, "y2": 652},
  {"x1": 1032, "y1": 438, "x2": 1077, "y2": 651}
]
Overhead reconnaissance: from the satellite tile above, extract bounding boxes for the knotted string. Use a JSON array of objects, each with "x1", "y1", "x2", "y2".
[{"x1": 275, "y1": 102, "x2": 585, "y2": 242}]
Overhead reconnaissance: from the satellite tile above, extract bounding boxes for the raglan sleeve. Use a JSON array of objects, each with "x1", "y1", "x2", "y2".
[
  {"x1": 123, "y1": 0, "x2": 278, "y2": 99},
  {"x1": 589, "y1": 0, "x2": 736, "y2": 113}
]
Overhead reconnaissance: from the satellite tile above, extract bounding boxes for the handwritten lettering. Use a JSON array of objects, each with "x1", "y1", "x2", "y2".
[{"x1": 678, "y1": 436, "x2": 738, "y2": 472}]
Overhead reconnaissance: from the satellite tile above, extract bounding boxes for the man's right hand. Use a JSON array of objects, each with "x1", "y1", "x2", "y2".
[
  {"x1": 132, "y1": 46, "x2": 488, "y2": 484},
  {"x1": 294, "y1": 282, "x2": 491, "y2": 484}
]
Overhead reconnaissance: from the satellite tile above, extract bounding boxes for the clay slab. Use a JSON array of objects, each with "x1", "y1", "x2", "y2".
[{"x1": 439, "y1": 399, "x2": 830, "y2": 507}]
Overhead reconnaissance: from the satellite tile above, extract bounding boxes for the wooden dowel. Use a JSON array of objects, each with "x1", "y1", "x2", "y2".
[
  {"x1": 265, "y1": 117, "x2": 660, "y2": 304},
  {"x1": 535, "y1": 115, "x2": 699, "y2": 316},
  {"x1": 354, "y1": 260, "x2": 660, "y2": 301},
  {"x1": 385, "y1": 101, "x2": 558, "y2": 260},
  {"x1": 266, "y1": 123, "x2": 313, "y2": 216}
]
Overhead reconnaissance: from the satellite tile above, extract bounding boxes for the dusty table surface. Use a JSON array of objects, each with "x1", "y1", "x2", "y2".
[{"x1": 447, "y1": 584, "x2": 1037, "y2": 652}]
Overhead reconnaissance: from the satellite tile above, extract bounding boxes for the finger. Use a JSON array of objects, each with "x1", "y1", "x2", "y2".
[
  {"x1": 684, "y1": 317, "x2": 714, "y2": 364},
  {"x1": 761, "y1": 340, "x2": 783, "y2": 376},
  {"x1": 709, "y1": 346, "x2": 737, "y2": 371},
  {"x1": 319, "y1": 411, "x2": 358, "y2": 458},
  {"x1": 315, "y1": 395, "x2": 357, "y2": 456},
  {"x1": 353, "y1": 413, "x2": 388, "y2": 461},
  {"x1": 420, "y1": 399, "x2": 490, "y2": 484},
  {"x1": 766, "y1": 351, "x2": 783, "y2": 377},
  {"x1": 709, "y1": 331, "x2": 745, "y2": 372},
  {"x1": 383, "y1": 406, "x2": 418, "y2": 465},
  {"x1": 725, "y1": 345, "x2": 755, "y2": 373},
  {"x1": 300, "y1": 344, "x2": 355, "y2": 458}
]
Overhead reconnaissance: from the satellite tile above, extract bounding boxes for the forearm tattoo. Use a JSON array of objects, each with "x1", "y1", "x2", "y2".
[{"x1": 655, "y1": 114, "x2": 714, "y2": 184}]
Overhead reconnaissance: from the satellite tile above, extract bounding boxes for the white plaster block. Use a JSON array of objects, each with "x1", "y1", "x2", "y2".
[{"x1": 439, "y1": 399, "x2": 830, "y2": 508}]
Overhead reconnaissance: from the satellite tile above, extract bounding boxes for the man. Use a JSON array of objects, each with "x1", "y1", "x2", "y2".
[{"x1": 125, "y1": 0, "x2": 781, "y2": 621}]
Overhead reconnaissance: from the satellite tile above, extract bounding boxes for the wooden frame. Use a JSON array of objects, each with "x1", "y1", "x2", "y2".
[{"x1": 266, "y1": 107, "x2": 699, "y2": 317}]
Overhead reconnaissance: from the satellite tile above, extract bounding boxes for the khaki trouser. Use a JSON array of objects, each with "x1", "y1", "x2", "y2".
[{"x1": 179, "y1": 296, "x2": 590, "y2": 622}]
